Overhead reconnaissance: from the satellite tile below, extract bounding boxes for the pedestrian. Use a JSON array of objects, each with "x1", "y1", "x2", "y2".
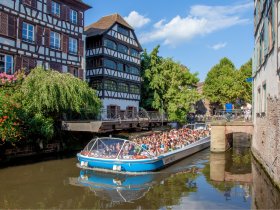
[{"x1": 244, "y1": 103, "x2": 252, "y2": 121}]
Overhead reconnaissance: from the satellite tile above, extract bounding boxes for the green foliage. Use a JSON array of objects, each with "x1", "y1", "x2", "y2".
[
  {"x1": 203, "y1": 58, "x2": 252, "y2": 106},
  {"x1": 0, "y1": 91, "x2": 23, "y2": 143},
  {"x1": 0, "y1": 67, "x2": 102, "y2": 144},
  {"x1": 20, "y1": 66, "x2": 102, "y2": 115},
  {"x1": 237, "y1": 59, "x2": 252, "y2": 103},
  {"x1": 141, "y1": 46, "x2": 201, "y2": 122}
]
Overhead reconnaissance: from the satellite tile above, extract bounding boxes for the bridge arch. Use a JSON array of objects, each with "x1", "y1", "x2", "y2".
[{"x1": 210, "y1": 121, "x2": 253, "y2": 153}]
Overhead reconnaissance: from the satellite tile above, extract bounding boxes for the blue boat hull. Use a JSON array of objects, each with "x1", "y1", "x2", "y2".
[{"x1": 77, "y1": 136, "x2": 210, "y2": 173}]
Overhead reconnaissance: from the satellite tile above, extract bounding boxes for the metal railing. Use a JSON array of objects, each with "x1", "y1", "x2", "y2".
[
  {"x1": 194, "y1": 109, "x2": 252, "y2": 122},
  {"x1": 63, "y1": 108, "x2": 168, "y2": 122}
]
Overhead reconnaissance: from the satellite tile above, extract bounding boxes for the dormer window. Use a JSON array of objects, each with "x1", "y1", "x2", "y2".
[
  {"x1": 117, "y1": 25, "x2": 129, "y2": 36},
  {"x1": 51, "y1": 1, "x2": 60, "y2": 17}
]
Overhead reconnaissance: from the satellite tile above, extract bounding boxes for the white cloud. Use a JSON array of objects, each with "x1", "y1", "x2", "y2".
[
  {"x1": 124, "y1": 11, "x2": 150, "y2": 28},
  {"x1": 140, "y1": 2, "x2": 253, "y2": 46},
  {"x1": 211, "y1": 42, "x2": 227, "y2": 50}
]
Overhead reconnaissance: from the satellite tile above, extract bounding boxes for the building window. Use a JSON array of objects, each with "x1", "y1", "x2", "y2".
[
  {"x1": 117, "y1": 63, "x2": 124, "y2": 72},
  {"x1": 104, "y1": 39, "x2": 117, "y2": 50},
  {"x1": 70, "y1": 9, "x2": 77, "y2": 24},
  {"x1": 262, "y1": 83, "x2": 266, "y2": 113},
  {"x1": 268, "y1": 6, "x2": 275, "y2": 51},
  {"x1": 51, "y1": 1, "x2": 60, "y2": 17},
  {"x1": 118, "y1": 44, "x2": 128, "y2": 54},
  {"x1": 130, "y1": 84, "x2": 140, "y2": 94},
  {"x1": 0, "y1": 54, "x2": 14, "y2": 74},
  {"x1": 118, "y1": 83, "x2": 128, "y2": 92},
  {"x1": 91, "y1": 80, "x2": 102, "y2": 90},
  {"x1": 69, "y1": 37, "x2": 78, "y2": 54},
  {"x1": 130, "y1": 48, "x2": 139, "y2": 57},
  {"x1": 118, "y1": 25, "x2": 129, "y2": 36},
  {"x1": 50, "y1": 31, "x2": 60, "y2": 49},
  {"x1": 104, "y1": 80, "x2": 117, "y2": 91},
  {"x1": 104, "y1": 59, "x2": 116, "y2": 69},
  {"x1": 257, "y1": 87, "x2": 261, "y2": 113},
  {"x1": 130, "y1": 66, "x2": 139, "y2": 75},
  {"x1": 22, "y1": 22, "x2": 34, "y2": 42}
]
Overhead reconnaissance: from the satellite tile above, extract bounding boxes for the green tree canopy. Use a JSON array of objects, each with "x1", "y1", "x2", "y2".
[
  {"x1": 141, "y1": 46, "x2": 200, "y2": 122},
  {"x1": 19, "y1": 66, "x2": 102, "y2": 115},
  {"x1": 203, "y1": 58, "x2": 252, "y2": 106}
]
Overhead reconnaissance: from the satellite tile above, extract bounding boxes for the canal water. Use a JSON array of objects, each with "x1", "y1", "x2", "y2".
[{"x1": 0, "y1": 141, "x2": 280, "y2": 209}]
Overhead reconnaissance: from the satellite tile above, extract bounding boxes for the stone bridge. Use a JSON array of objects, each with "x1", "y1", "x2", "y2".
[{"x1": 210, "y1": 121, "x2": 253, "y2": 153}]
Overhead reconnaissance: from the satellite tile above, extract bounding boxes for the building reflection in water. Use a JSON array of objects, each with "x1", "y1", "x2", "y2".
[
  {"x1": 251, "y1": 157, "x2": 280, "y2": 209},
  {"x1": 209, "y1": 148, "x2": 252, "y2": 203}
]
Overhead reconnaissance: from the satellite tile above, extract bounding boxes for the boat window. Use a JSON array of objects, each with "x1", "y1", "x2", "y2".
[{"x1": 80, "y1": 138, "x2": 155, "y2": 160}]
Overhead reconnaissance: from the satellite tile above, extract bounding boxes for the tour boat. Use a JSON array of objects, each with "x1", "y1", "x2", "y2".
[{"x1": 77, "y1": 132, "x2": 210, "y2": 173}]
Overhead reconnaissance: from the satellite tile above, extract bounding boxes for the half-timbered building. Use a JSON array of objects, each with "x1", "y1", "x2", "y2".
[
  {"x1": 85, "y1": 14, "x2": 142, "y2": 119},
  {"x1": 0, "y1": 0, "x2": 91, "y2": 79}
]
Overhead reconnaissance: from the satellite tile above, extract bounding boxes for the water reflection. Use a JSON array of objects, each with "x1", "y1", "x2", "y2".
[
  {"x1": 70, "y1": 170, "x2": 156, "y2": 203},
  {"x1": 0, "y1": 147, "x2": 279, "y2": 209}
]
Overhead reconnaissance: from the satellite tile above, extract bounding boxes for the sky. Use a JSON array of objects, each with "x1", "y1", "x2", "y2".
[{"x1": 83, "y1": 0, "x2": 254, "y2": 81}]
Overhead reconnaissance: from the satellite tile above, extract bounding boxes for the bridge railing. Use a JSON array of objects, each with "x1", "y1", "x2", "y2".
[
  {"x1": 63, "y1": 108, "x2": 168, "y2": 122},
  {"x1": 195, "y1": 109, "x2": 252, "y2": 122}
]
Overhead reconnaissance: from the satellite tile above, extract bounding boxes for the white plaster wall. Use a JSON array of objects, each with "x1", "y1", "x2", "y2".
[
  {"x1": 0, "y1": 37, "x2": 15, "y2": 47},
  {"x1": 101, "y1": 98, "x2": 139, "y2": 111}
]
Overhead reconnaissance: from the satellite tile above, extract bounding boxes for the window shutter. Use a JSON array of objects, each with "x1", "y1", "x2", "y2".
[
  {"x1": 22, "y1": 57, "x2": 29, "y2": 72},
  {"x1": 29, "y1": 58, "x2": 36, "y2": 71},
  {"x1": 0, "y1": 12, "x2": 8, "y2": 36},
  {"x1": 50, "y1": 62, "x2": 62, "y2": 72},
  {"x1": 78, "y1": 11, "x2": 83, "y2": 26},
  {"x1": 271, "y1": 0, "x2": 275, "y2": 43},
  {"x1": 79, "y1": 40, "x2": 84, "y2": 57},
  {"x1": 15, "y1": 56, "x2": 22, "y2": 72},
  {"x1": 36, "y1": 25, "x2": 43, "y2": 45},
  {"x1": 264, "y1": 18, "x2": 268, "y2": 55},
  {"x1": 47, "y1": 0, "x2": 52, "y2": 14},
  {"x1": 44, "y1": 28, "x2": 50, "y2": 47},
  {"x1": 78, "y1": 68, "x2": 83, "y2": 80},
  {"x1": 8, "y1": 16, "x2": 16, "y2": 38},
  {"x1": 31, "y1": 0, "x2": 37, "y2": 8},
  {"x1": 68, "y1": 66, "x2": 74, "y2": 74},
  {"x1": 18, "y1": 18, "x2": 23, "y2": 39},
  {"x1": 61, "y1": 5, "x2": 66, "y2": 20},
  {"x1": 62, "y1": 34, "x2": 68, "y2": 53}
]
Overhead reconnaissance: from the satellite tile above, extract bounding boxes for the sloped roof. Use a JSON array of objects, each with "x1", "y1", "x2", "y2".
[{"x1": 85, "y1": 14, "x2": 134, "y2": 37}]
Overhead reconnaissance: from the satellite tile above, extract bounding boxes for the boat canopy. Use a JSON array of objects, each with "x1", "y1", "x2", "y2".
[{"x1": 80, "y1": 137, "x2": 155, "y2": 160}]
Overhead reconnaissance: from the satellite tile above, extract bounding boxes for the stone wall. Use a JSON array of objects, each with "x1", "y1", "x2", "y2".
[
  {"x1": 251, "y1": 158, "x2": 280, "y2": 209},
  {"x1": 252, "y1": 97, "x2": 280, "y2": 188}
]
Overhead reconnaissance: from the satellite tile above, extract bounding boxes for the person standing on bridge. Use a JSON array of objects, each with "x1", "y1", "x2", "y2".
[
  {"x1": 244, "y1": 103, "x2": 252, "y2": 121},
  {"x1": 224, "y1": 102, "x2": 234, "y2": 121}
]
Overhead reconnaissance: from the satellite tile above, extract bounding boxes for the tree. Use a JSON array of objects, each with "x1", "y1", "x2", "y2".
[
  {"x1": 141, "y1": 46, "x2": 200, "y2": 122},
  {"x1": 203, "y1": 58, "x2": 252, "y2": 107},
  {"x1": 203, "y1": 58, "x2": 238, "y2": 105},
  {"x1": 237, "y1": 59, "x2": 252, "y2": 103},
  {"x1": 140, "y1": 46, "x2": 163, "y2": 110},
  {"x1": 0, "y1": 67, "x2": 102, "y2": 144},
  {"x1": 19, "y1": 66, "x2": 102, "y2": 116}
]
